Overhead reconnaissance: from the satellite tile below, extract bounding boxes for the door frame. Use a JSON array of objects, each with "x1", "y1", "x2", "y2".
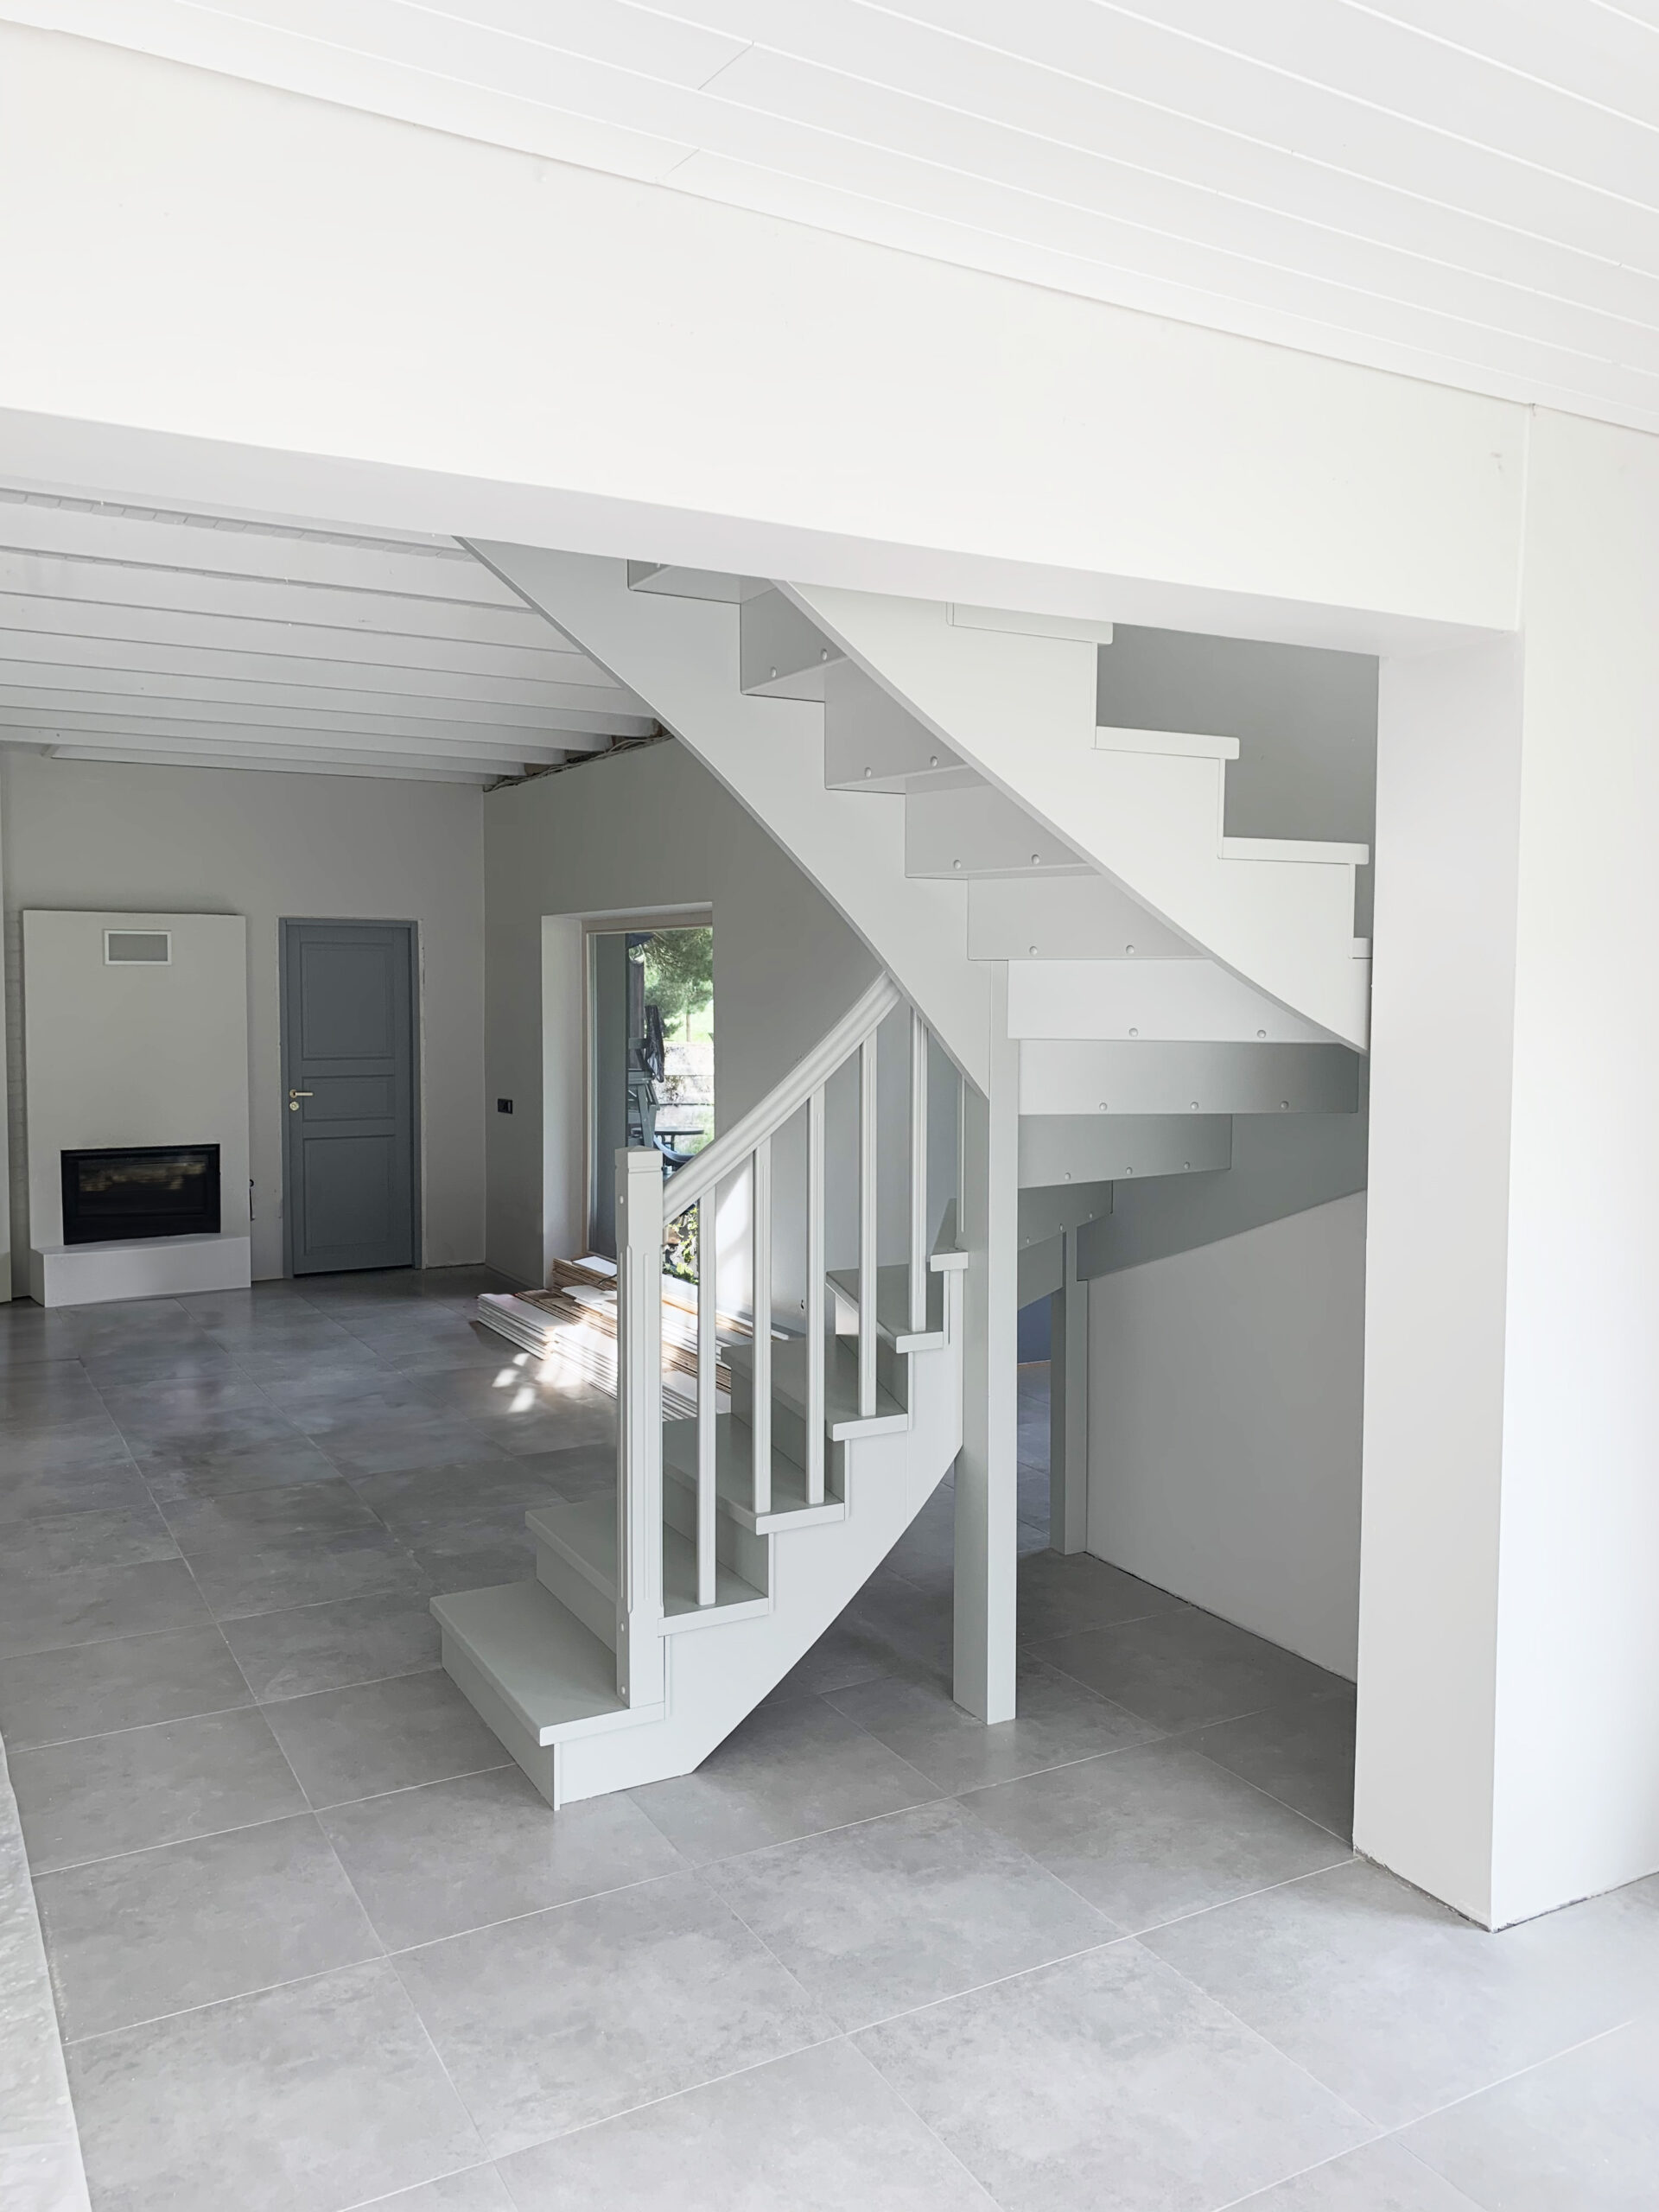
[{"x1": 277, "y1": 917, "x2": 423, "y2": 1279}]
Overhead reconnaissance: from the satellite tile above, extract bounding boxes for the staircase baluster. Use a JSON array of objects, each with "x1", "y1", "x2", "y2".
[
  {"x1": 751, "y1": 1136, "x2": 772, "y2": 1518},
  {"x1": 613, "y1": 1147, "x2": 665, "y2": 1705},
  {"x1": 696, "y1": 1192, "x2": 716, "y2": 1607},
  {"x1": 805, "y1": 1085, "x2": 825, "y2": 1507},
  {"x1": 909, "y1": 1008, "x2": 928, "y2": 1336},
  {"x1": 859, "y1": 1035, "x2": 878, "y2": 1418}
]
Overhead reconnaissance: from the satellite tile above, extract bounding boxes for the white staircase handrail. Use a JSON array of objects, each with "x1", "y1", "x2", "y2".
[{"x1": 662, "y1": 974, "x2": 902, "y2": 1220}]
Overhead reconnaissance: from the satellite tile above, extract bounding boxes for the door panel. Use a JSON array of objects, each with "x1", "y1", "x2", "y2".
[{"x1": 282, "y1": 921, "x2": 416, "y2": 1274}]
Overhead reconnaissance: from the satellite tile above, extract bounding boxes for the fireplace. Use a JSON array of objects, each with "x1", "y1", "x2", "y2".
[{"x1": 61, "y1": 1145, "x2": 221, "y2": 1246}]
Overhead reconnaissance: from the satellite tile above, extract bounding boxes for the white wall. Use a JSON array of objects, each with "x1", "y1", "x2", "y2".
[
  {"x1": 484, "y1": 741, "x2": 879, "y2": 1292},
  {"x1": 1087, "y1": 1194, "x2": 1367, "y2": 1679},
  {"x1": 0, "y1": 26, "x2": 1524, "y2": 653},
  {"x1": 1359, "y1": 407, "x2": 1659, "y2": 1929},
  {"x1": 22, "y1": 910, "x2": 250, "y2": 1246},
  {"x1": 0, "y1": 753, "x2": 485, "y2": 1284}
]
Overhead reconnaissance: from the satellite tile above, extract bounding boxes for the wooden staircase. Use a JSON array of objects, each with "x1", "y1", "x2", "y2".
[{"x1": 440, "y1": 978, "x2": 966, "y2": 1808}]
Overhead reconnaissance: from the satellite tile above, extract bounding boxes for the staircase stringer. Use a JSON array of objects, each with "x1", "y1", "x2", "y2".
[
  {"x1": 785, "y1": 581, "x2": 1368, "y2": 1051},
  {"x1": 467, "y1": 542, "x2": 995, "y2": 1091}
]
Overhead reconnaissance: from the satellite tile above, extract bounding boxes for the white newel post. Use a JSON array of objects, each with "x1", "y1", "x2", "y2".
[
  {"x1": 614, "y1": 1147, "x2": 665, "y2": 1707},
  {"x1": 953, "y1": 967, "x2": 1020, "y2": 1724}
]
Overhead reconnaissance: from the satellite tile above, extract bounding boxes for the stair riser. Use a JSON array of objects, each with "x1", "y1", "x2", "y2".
[
  {"x1": 906, "y1": 785, "x2": 1085, "y2": 880},
  {"x1": 741, "y1": 589, "x2": 842, "y2": 699},
  {"x1": 626, "y1": 562, "x2": 766, "y2": 604},
  {"x1": 1019, "y1": 1113, "x2": 1233, "y2": 1186},
  {"x1": 728, "y1": 1338, "x2": 909, "y2": 1440},
  {"x1": 824, "y1": 659, "x2": 966, "y2": 787},
  {"x1": 1006, "y1": 959, "x2": 1331, "y2": 1046},
  {"x1": 1019, "y1": 1182, "x2": 1114, "y2": 1248},
  {"x1": 967, "y1": 874, "x2": 1194, "y2": 963},
  {"x1": 662, "y1": 1471, "x2": 771, "y2": 1591},
  {"x1": 441, "y1": 1630, "x2": 560, "y2": 1807},
  {"x1": 535, "y1": 1541, "x2": 617, "y2": 1652},
  {"x1": 1019, "y1": 1039, "x2": 1361, "y2": 1117}
]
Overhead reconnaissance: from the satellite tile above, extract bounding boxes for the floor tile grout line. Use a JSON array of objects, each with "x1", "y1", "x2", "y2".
[
  {"x1": 834, "y1": 2040, "x2": 1007, "y2": 2208},
  {"x1": 1357, "y1": 2013, "x2": 1641, "y2": 2139},
  {"x1": 337, "y1": 2157, "x2": 508, "y2": 2212},
  {"x1": 1205, "y1": 2129, "x2": 1475, "y2": 2212},
  {"x1": 1124, "y1": 1854, "x2": 1359, "y2": 1944},
  {"x1": 60, "y1": 1948, "x2": 405, "y2": 2052}
]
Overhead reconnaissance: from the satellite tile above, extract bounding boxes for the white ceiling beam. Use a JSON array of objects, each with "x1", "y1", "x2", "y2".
[
  {"x1": 0, "y1": 550, "x2": 576, "y2": 648},
  {"x1": 0, "y1": 681, "x2": 643, "y2": 742},
  {"x1": 44, "y1": 744, "x2": 499, "y2": 785},
  {"x1": 26, "y1": 729, "x2": 547, "y2": 775},
  {"x1": 0, "y1": 632, "x2": 644, "y2": 714},
  {"x1": 0, "y1": 706, "x2": 584, "y2": 761},
  {"x1": 0, "y1": 592, "x2": 608, "y2": 683},
  {"x1": 0, "y1": 503, "x2": 524, "y2": 602}
]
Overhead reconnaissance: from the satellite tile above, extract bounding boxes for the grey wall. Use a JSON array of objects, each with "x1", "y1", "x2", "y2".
[
  {"x1": 0, "y1": 751, "x2": 486, "y2": 1283},
  {"x1": 483, "y1": 740, "x2": 880, "y2": 1292}
]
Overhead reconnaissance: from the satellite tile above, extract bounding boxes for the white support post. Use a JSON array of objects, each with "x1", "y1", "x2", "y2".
[
  {"x1": 750, "y1": 1138, "x2": 772, "y2": 1518},
  {"x1": 805, "y1": 1086, "x2": 826, "y2": 1507},
  {"x1": 909, "y1": 1007, "x2": 928, "y2": 1334},
  {"x1": 1048, "y1": 1227, "x2": 1090, "y2": 1555},
  {"x1": 858, "y1": 1034, "x2": 878, "y2": 1417},
  {"x1": 953, "y1": 967, "x2": 1020, "y2": 1723},
  {"x1": 613, "y1": 1147, "x2": 664, "y2": 1707},
  {"x1": 695, "y1": 1193, "x2": 716, "y2": 1608}
]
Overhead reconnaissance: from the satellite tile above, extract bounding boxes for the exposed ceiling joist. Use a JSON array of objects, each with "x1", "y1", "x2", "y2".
[
  {"x1": 0, "y1": 594, "x2": 605, "y2": 683},
  {"x1": 0, "y1": 721, "x2": 575, "y2": 774},
  {"x1": 0, "y1": 487, "x2": 658, "y2": 782},
  {"x1": 0, "y1": 650, "x2": 645, "y2": 726},
  {"x1": 0, "y1": 501, "x2": 521, "y2": 602},
  {"x1": 0, "y1": 550, "x2": 572, "y2": 648},
  {"x1": 48, "y1": 745, "x2": 504, "y2": 785}
]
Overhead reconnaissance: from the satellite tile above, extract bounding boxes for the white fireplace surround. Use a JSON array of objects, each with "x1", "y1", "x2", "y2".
[{"x1": 22, "y1": 910, "x2": 251, "y2": 1306}]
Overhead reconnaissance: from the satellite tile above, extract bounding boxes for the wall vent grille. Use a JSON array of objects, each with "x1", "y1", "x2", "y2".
[{"x1": 105, "y1": 930, "x2": 171, "y2": 965}]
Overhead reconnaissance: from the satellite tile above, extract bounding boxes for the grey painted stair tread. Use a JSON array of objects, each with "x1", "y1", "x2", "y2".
[
  {"x1": 527, "y1": 1497, "x2": 768, "y2": 1624},
  {"x1": 431, "y1": 1581, "x2": 629, "y2": 1738},
  {"x1": 727, "y1": 1333, "x2": 907, "y2": 1439},
  {"x1": 662, "y1": 1414, "x2": 845, "y2": 1532},
  {"x1": 826, "y1": 1265, "x2": 946, "y2": 1350}
]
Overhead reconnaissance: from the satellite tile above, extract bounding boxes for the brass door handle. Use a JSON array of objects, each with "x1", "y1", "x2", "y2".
[
  {"x1": 289, "y1": 1090, "x2": 313, "y2": 1114},
  {"x1": 289, "y1": 1090, "x2": 314, "y2": 1097}
]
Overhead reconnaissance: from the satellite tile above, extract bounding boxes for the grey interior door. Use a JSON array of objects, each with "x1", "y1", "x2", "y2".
[{"x1": 281, "y1": 920, "x2": 417, "y2": 1274}]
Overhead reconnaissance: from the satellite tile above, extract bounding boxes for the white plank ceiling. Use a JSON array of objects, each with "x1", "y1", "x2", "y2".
[
  {"x1": 14, "y1": 1, "x2": 1659, "y2": 434},
  {"x1": 0, "y1": 490, "x2": 657, "y2": 783}
]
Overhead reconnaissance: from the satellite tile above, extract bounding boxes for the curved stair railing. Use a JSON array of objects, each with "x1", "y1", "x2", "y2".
[{"x1": 611, "y1": 972, "x2": 944, "y2": 1704}]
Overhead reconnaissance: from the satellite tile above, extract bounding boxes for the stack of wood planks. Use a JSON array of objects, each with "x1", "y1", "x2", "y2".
[{"x1": 477, "y1": 1254, "x2": 753, "y2": 1420}]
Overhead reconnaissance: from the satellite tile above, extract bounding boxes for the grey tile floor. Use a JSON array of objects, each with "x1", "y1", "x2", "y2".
[{"x1": 2, "y1": 1276, "x2": 1655, "y2": 2210}]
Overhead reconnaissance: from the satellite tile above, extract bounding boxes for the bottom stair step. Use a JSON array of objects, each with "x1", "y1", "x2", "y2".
[
  {"x1": 527, "y1": 1496, "x2": 772, "y2": 1632},
  {"x1": 431, "y1": 1580, "x2": 658, "y2": 1745}
]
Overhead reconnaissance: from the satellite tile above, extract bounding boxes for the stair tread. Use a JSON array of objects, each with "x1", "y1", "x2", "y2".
[
  {"x1": 662, "y1": 1413, "x2": 844, "y2": 1529},
  {"x1": 527, "y1": 1495, "x2": 768, "y2": 1620},
  {"x1": 1220, "y1": 833, "x2": 1370, "y2": 867},
  {"x1": 827, "y1": 1263, "x2": 945, "y2": 1349},
  {"x1": 727, "y1": 1331, "x2": 908, "y2": 1437},
  {"x1": 432, "y1": 1580, "x2": 634, "y2": 1743}
]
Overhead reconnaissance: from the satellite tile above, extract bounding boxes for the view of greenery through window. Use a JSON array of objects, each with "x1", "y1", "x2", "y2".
[{"x1": 642, "y1": 925, "x2": 713, "y2": 1042}]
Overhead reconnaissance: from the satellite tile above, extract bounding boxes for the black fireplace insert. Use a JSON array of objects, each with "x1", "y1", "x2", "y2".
[{"x1": 61, "y1": 1145, "x2": 221, "y2": 1245}]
